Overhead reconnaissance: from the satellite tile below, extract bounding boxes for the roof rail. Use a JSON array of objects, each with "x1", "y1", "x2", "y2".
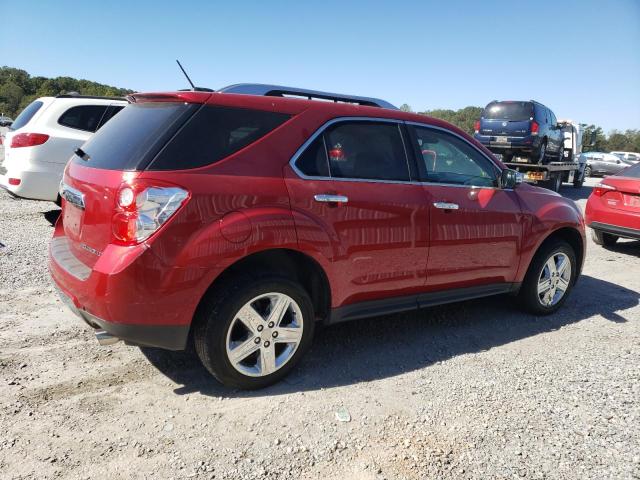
[
  {"x1": 218, "y1": 83, "x2": 398, "y2": 110},
  {"x1": 55, "y1": 93, "x2": 127, "y2": 101}
]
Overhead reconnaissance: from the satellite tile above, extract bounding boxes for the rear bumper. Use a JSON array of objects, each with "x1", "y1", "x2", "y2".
[
  {"x1": 474, "y1": 133, "x2": 539, "y2": 152},
  {"x1": 2, "y1": 154, "x2": 64, "y2": 201},
  {"x1": 588, "y1": 221, "x2": 640, "y2": 240},
  {"x1": 55, "y1": 286, "x2": 190, "y2": 350},
  {"x1": 49, "y1": 223, "x2": 214, "y2": 351}
]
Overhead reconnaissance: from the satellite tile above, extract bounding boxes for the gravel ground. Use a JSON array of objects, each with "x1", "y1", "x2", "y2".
[{"x1": 0, "y1": 179, "x2": 639, "y2": 480}]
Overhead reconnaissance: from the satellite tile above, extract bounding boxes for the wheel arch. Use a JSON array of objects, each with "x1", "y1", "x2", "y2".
[
  {"x1": 192, "y1": 248, "x2": 331, "y2": 329},
  {"x1": 530, "y1": 226, "x2": 585, "y2": 278}
]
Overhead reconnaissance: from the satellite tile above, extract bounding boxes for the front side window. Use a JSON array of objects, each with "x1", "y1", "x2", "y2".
[
  {"x1": 410, "y1": 126, "x2": 498, "y2": 187},
  {"x1": 294, "y1": 121, "x2": 410, "y2": 182},
  {"x1": 58, "y1": 105, "x2": 109, "y2": 132}
]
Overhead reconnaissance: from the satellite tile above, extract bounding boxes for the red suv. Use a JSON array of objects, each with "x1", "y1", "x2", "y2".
[{"x1": 50, "y1": 84, "x2": 586, "y2": 389}]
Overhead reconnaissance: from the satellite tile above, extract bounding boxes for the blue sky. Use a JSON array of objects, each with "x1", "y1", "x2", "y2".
[{"x1": 1, "y1": 0, "x2": 639, "y2": 132}]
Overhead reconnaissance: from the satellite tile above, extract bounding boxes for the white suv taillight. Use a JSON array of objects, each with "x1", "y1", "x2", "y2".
[{"x1": 112, "y1": 183, "x2": 189, "y2": 245}]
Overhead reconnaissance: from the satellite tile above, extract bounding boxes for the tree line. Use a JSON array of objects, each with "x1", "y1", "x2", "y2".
[
  {"x1": 1, "y1": 66, "x2": 637, "y2": 154},
  {"x1": 0, "y1": 66, "x2": 132, "y2": 119},
  {"x1": 399, "y1": 103, "x2": 639, "y2": 154}
]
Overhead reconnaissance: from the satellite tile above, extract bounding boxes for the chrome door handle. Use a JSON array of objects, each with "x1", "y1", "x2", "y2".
[
  {"x1": 433, "y1": 202, "x2": 459, "y2": 210},
  {"x1": 314, "y1": 194, "x2": 349, "y2": 204}
]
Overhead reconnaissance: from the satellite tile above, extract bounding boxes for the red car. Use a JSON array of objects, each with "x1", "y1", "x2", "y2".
[
  {"x1": 585, "y1": 161, "x2": 640, "y2": 246},
  {"x1": 50, "y1": 84, "x2": 586, "y2": 389}
]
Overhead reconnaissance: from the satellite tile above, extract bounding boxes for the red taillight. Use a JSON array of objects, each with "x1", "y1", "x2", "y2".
[
  {"x1": 592, "y1": 183, "x2": 616, "y2": 197},
  {"x1": 8, "y1": 178, "x2": 21, "y2": 186},
  {"x1": 474, "y1": 120, "x2": 480, "y2": 133},
  {"x1": 10, "y1": 133, "x2": 50, "y2": 148},
  {"x1": 111, "y1": 182, "x2": 189, "y2": 245},
  {"x1": 530, "y1": 121, "x2": 539, "y2": 135}
]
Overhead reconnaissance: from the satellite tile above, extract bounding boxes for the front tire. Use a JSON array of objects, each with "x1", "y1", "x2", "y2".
[
  {"x1": 194, "y1": 275, "x2": 315, "y2": 390},
  {"x1": 584, "y1": 165, "x2": 592, "y2": 178},
  {"x1": 591, "y1": 229, "x2": 618, "y2": 247},
  {"x1": 518, "y1": 240, "x2": 577, "y2": 315}
]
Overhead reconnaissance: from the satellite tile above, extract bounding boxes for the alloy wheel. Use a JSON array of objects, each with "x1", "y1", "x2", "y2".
[
  {"x1": 537, "y1": 252, "x2": 572, "y2": 307},
  {"x1": 225, "y1": 292, "x2": 304, "y2": 377}
]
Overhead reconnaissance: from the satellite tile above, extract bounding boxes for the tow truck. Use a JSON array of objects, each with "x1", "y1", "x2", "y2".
[{"x1": 498, "y1": 121, "x2": 586, "y2": 192}]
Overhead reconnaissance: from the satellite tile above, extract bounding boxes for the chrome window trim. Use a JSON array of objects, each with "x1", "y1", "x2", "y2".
[
  {"x1": 289, "y1": 116, "x2": 414, "y2": 185},
  {"x1": 289, "y1": 117, "x2": 512, "y2": 191}
]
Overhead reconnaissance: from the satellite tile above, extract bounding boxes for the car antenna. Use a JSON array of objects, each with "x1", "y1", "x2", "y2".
[
  {"x1": 176, "y1": 59, "x2": 196, "y2": 90},
  {"x1": 175, "y1": 60, "x2": 214, "y2": 92}
]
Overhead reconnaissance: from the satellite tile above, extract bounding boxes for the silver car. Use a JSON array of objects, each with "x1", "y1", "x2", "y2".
[{"x1": 580, "y1": 152, "x2": 633, "y2": 177}]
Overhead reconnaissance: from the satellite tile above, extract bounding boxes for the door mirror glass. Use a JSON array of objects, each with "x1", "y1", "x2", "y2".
[{"x1": 500, "y1": 169, "x2": 523, "y2": 189}]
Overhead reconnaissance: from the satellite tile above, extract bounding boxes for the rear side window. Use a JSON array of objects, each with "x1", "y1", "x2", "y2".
[
  {"x1": 74, "y1": 102, "x2": 198, "y2": 170},
  {"x1": 96, "y1": 105, "x2": 124, "y2": 130},
  {"x1": 617, "y1": 162, "x2": 640, "y2": 178},
  {"x1": 483, "y1": 102, "x2": 533, "y2": 121},
  {"x1": 58, "y1": 105, "x2": 108, "y2": 132},
  {"x1": 294, "y1": 121, "x2": 410, "y2": 181},
  {"x1": 10, "y1": 100, "x2": 43, "y2": 130},
  {"x1": 148, "y1": 106, "x2": 291, "y2": 170}
]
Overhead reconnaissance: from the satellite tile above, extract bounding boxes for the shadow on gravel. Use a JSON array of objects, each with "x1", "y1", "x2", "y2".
[
  {"x1": 599, "y1": 240, "x2": 640, "y2": 258},
  {"x1": 43, "y1": 209, "x2": 61, "y2": 226},
  {"x1": 141, "y1": 274, "x2": 639, "y2": 397}
]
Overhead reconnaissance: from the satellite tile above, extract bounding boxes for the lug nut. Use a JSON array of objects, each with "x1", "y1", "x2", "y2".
[
  {"x1": 264, "y1": 341, "x2": 270, "y2": 347},
  {"x1": 268, "y1": 322, "x2": 275, "y2": 328},
  {"x1": 257, "y1": 325, "x2": 264, "y2": 332},
  {"x1": 272, "y1": 331, "x2": 278, "y2": 338},
  {"x1": 254, "y1": 337, "x2": 261, "y2": 344}
]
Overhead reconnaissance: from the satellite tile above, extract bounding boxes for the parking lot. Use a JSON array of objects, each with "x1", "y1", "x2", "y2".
[{"x1": 0, "y1": 180, "x2": 638, "y2": 479}]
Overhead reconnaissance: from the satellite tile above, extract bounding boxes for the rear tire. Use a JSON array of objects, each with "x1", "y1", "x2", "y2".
[
  {"x1": 530, "y1": 140, "x2": 547, "y2": 165},
  {"x1": 543, "y1": 172, "x2": 562, "y2": 192},
  {"x1": 591, "y1": 229, "x2": 618, "y2": 247},
  {"x1": 518, "y1": 240, "x2": 577, "y2": 315},
  {"x1": 194, "y1": 274, "x2": 315, "y2": 390}
]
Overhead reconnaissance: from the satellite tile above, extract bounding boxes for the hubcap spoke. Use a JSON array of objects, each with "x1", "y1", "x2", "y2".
[
  {"x1": 538, "y1": 278, "x2": 552, "y2": 295},
  {"x1": 236, "y1": 304, "x2": 265, "y2": 334},
  {"x1": 275, "y1": 327, "x2": 303, "y2": 344},
  {"x1": 557, "y1": 257, "x2": 569, "y2": 277},
  {"x1": 228, "y1": 338, "x2": 260, "y2": 365},
  {"x1": 556, "y1": 277, "x2": 570, "y2": 292},
  {"x1": 268, "y1": 295, "x2": 290, "y2": 327},
  {"x1": 545, "y1": 257, "x2": 557, "y2": 276},
  {"x1": 260, "y1": 346, "x2": 277, "y2": 375}
]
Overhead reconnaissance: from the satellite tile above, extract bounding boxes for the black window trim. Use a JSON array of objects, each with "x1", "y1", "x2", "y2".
[{"x1": 289, "y1": 117, "x2": 415, "y2": 184}]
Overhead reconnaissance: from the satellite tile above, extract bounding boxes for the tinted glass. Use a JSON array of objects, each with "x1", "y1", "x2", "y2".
[
  {"x1": 58, "y1": 105, "x2": 108, "y2": 132},
  {"x1": 149, "y1": 106, "x2": 290, "y2": 170},
  {"x1": 74, "y1": 102, "x2": 197, "y2": 170},
  {"x1": 483, "y1": 102, "x2": 533, "y2": 121},
  {"x1": 411, "y1": 126, "x2": 498, "y2": 187},
  {"x1": 617, "y1": 162, "x2": 640, "y2": 178},
  {"x1": 323, "y1": 122, "x2": 409, "y2": 181},
  {"x1": 97, "y1": 105, "x2": 124, "y2": 130},
  {"x1": 10, "y1": 100, "x2": 43, "y2": 130},
  {"x1": 296, "y1": 136, "x2": 329, "y2": 177}
]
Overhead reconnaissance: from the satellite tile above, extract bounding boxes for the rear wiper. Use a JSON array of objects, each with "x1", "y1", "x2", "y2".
[{"x1": 74, "y1": 147, "x2": 90, "y2": 161}]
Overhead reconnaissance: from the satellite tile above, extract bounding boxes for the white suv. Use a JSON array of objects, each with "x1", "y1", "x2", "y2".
[
  {"x1": 1, "y1": 95, "x2": 127, "y2": 202},
  {"x1": 611, "y1": 151, "x2": 640, "y2": 164}
]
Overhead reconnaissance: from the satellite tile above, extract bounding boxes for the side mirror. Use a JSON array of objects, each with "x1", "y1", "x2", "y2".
[{"x1": 500, "y1": 169, "x2": 523, "y2": 189}]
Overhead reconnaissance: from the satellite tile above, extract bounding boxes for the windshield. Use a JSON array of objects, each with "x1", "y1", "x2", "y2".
[
  {"x1": 483, "y1": 102, "x2": 533, "y2": 121},
  {"x1": 10, "y1": 100, "x2": 44, "y2": 130}
]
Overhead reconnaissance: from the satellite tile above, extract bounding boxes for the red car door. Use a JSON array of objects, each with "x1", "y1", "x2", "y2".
[
  {"x1": 407, "y1": 124, "x2": 523, "y2": 290},
  {"x1": 285, "y1": 119, "x2": 430, "y2": 307}
]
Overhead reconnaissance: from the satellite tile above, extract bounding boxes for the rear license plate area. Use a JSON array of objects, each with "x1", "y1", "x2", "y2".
[
  {"x1": 63, "y1": 204, "x2": 84, "y2": 237},
  {"x1": 623, "y1": 194, "x2": 640, "y2": 208},
  {"x1": 526, "y1": 171, "x2": 546, "y2": 181}
]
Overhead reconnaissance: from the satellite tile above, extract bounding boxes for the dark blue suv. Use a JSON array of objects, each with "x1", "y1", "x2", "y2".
[{"x1": 473, "y1": 100, "x2": 563, "y2": 164}]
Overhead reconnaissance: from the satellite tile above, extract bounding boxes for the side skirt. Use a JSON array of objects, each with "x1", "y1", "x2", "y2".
[{"x1": 328, "y1": 283, "x2": 521, "y2": 325}]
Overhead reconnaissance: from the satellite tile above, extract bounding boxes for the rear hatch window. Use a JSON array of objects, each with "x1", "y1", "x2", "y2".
[
  {"x1": 72, "y1": 102, "x2": 198, "y2": 170},
  {"x1": 482, "y1": 102, "x2": 533, "y2": 121},
  {"x1": 73, "y1": 102, "x2": 291, "y2": 171},
  {"x1": 10, "y1": 100, "x2": 44, "y2": 130}
]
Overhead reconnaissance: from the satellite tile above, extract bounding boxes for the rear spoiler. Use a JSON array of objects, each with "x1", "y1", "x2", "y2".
[{"x1": 126, "y1": 91, "x2": 212, "y2": 104}]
